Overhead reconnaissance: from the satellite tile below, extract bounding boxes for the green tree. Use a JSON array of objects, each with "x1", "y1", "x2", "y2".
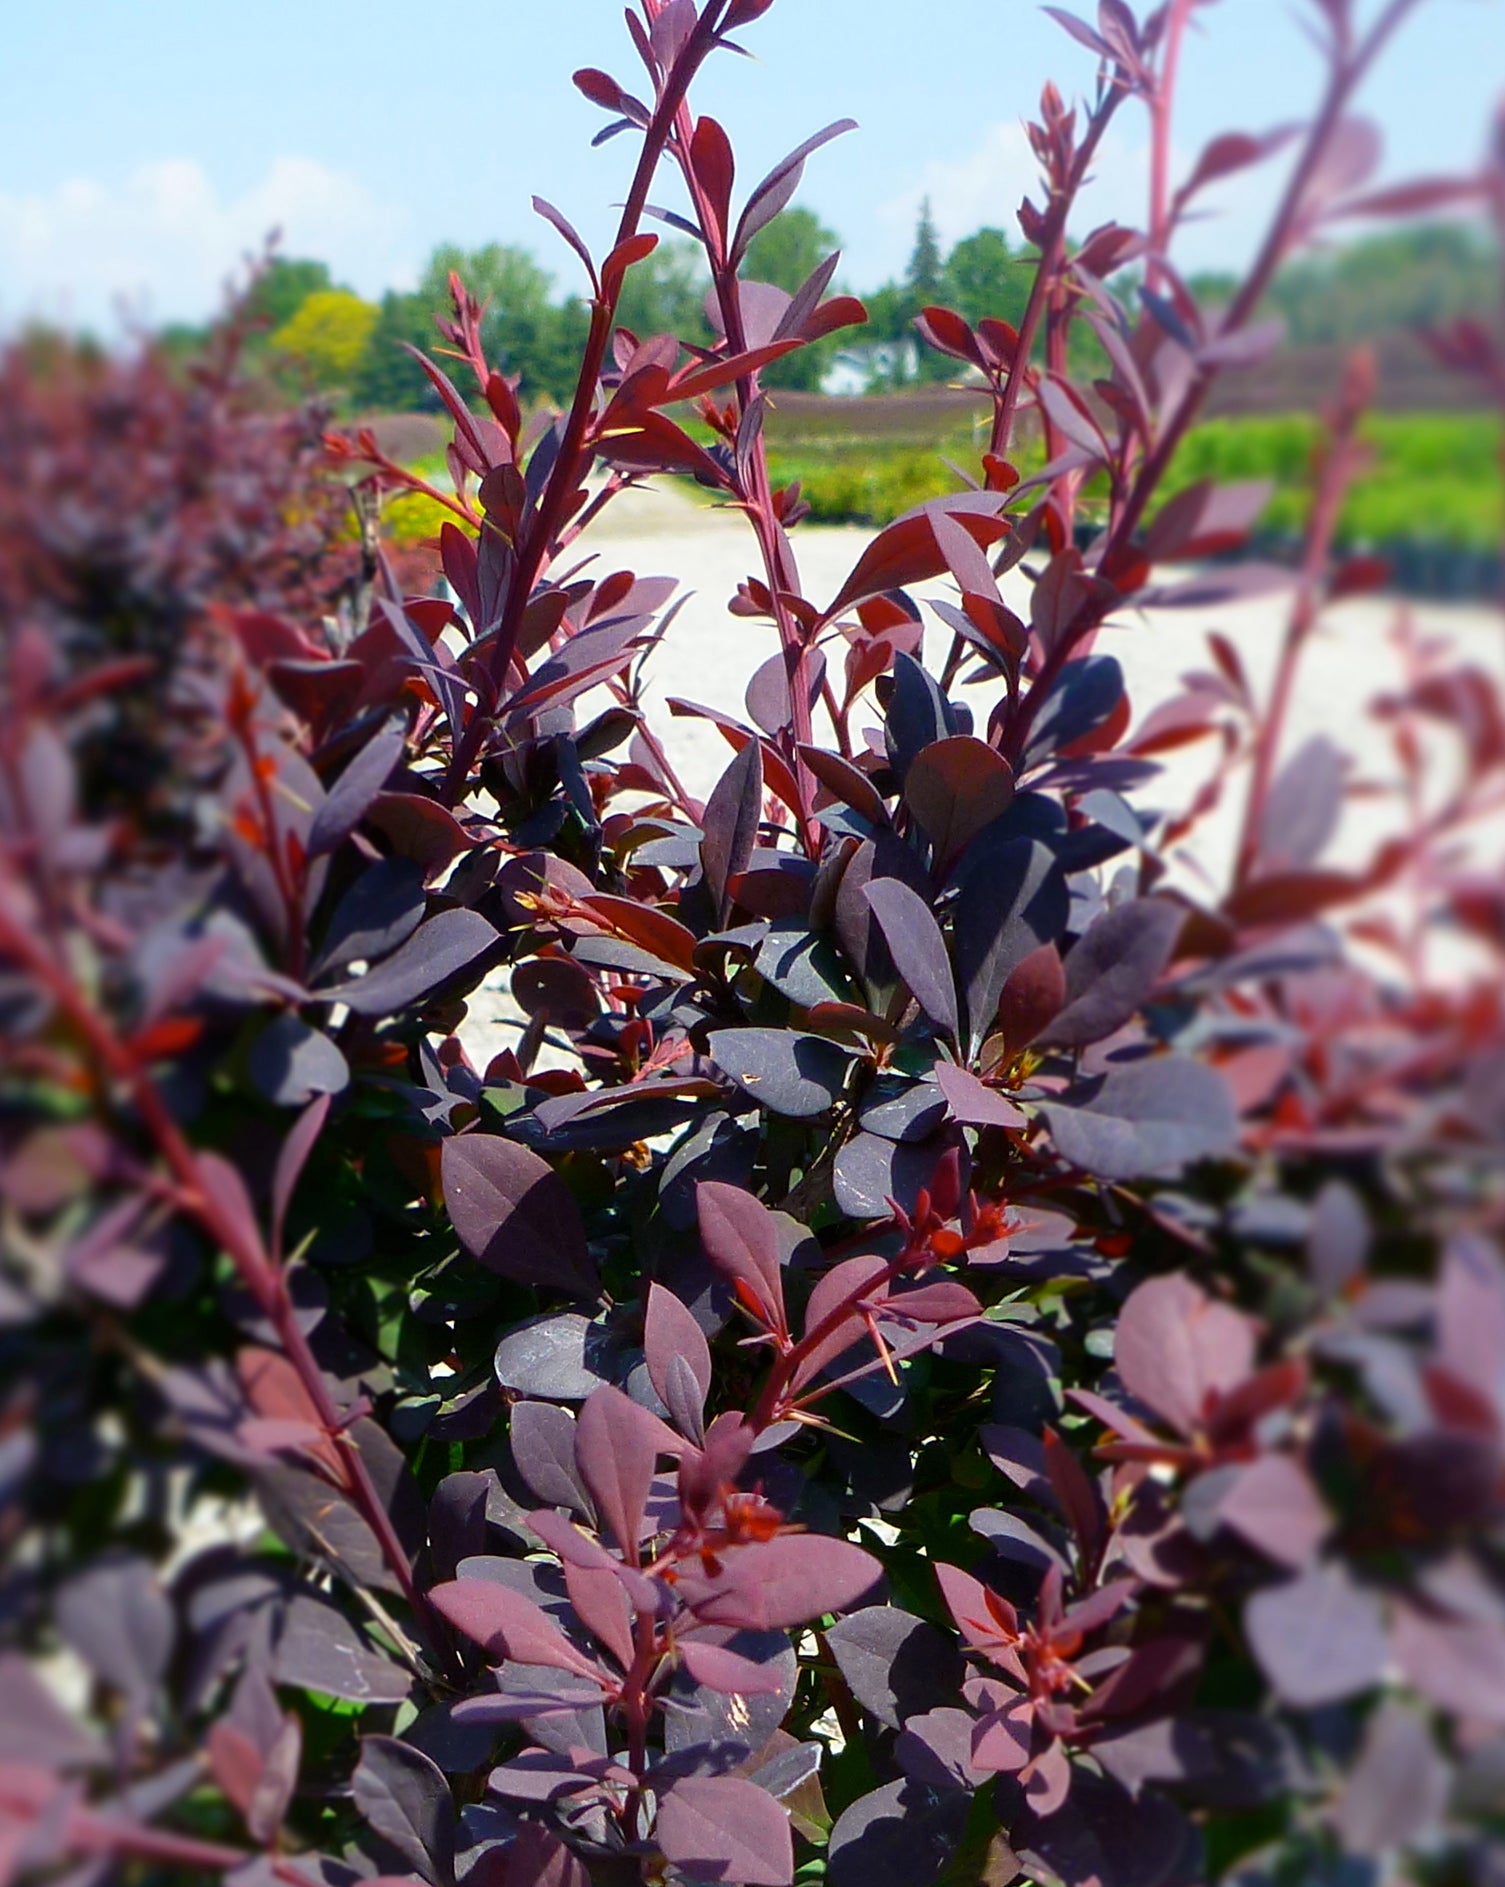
[
  {"x1": 907, "y1": 197, "x2": 945, "y2": 303},
  {"x1": 942, "y1": 226, "x2": 1029, "y2": 330},
  {"x1": 270, "y1": 290, "x2": 379, "y2": 395},
  {"x1": 245, "y1": 257, "x2": 335, "y2": 334},
  {"x1": 743, "y1": 207, "x2": 846, "y2": 392}
]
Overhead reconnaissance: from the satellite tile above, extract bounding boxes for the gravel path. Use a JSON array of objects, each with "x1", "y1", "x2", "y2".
[{"x1": 460, "y1": 482, "x2": 1503, "y2": 1065}]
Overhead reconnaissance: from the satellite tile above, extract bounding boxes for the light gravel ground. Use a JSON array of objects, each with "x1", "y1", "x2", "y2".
[{"x1": 461, "y1": 481, "x2": 1504, "y2": 1064}]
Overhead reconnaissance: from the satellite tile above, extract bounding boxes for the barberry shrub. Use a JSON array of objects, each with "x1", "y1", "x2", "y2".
[{"x1": 3, "y1": 3, "x2": 1503, "y2": 1885}]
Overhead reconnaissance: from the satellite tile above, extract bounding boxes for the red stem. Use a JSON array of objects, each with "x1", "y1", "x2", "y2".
[
  {"x1": 0, "y1": 905, "x2": 423, "y2": 1621},
  {"x1": 441, "y1": 2, "x2": 733, "y2": 806}
]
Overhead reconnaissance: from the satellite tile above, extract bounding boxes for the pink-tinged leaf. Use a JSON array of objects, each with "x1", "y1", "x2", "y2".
[
  {"x1": 1343, "y1": 175, "x2": 1487, "y2": 218},
  {"x1": 645, "y1": 1284, "x2": 712, "y2": 1408},
  {"x1": 935, "y1": 1562, "x2": 1018, "y2": 1649},
  {"x1": 863, "y1": 878, "x2": 959, "y2": 1040},
  {"x1": 429, "y1": 1579, "x2": 602, "y2": 1679},
  {"x1": 441, "y1": 1135, "x2": 597, "y2": 1297},
  {"x1": 823, "y1": 497, "x2": 1011, "y2": 622},
  {"x1": 271, "y1": 1093, "x2": 330, "y2": 1259},
  {"x1": 1145, "y1": 480, "x2": 1273, "y2": 562},
  {"x1": 562, "y1": 1559, "x2": 635, "y2": 1672},
  {"x1": 575, "y1": 1384, "x2": 664, "y2": 1559},
  {"x1": 791, "y1": 1255, "x2": 890, "y2": 1393},
  {"x1": 1334, "y1": 1699, "x2": 1451, "y2": 1859},
  {"x1": 696, "y1": 1181, "x2": 786, "y2": 1334},
  {"x1": 1215, "y1": 1455, "x2": 1331, "y2": 1570},
  {"x1": 886, "y1": 1279, "x2": 982, "y2": 1324},
  {"x1": 1392, "y1": 1604, "x2": 1505, "y2": 1725},
  {"x1": 1060, "y1": 1578, "x2": 1137, "y2": 1638},
  {"x1": 972, "y1": 1697, "x2": 1035, "y2": 1774},
  {"x1": 1245, "y1": 1563, "x2": 1388, "y2": 1708},
  {"x1": 1436, "y1": 1236, "x2": 1505, "y2": 1414},
  {"x1": 685, "y1": 1535, "x2": 882, "y2": 1630},
  {"x1": 196, "y1": 1151, "x2": 271, "y2": 1279},
  {"x1": 657, "y1": 1775, "x2": 793, "y2": 1887},
  {"x1": 1114, "y1": 1275, "x2": 1256, "y2": 1436},
  {"x1": 903, "y1": 736, "x2": 1015, "y2": 867},
  {"x1": 678, "y1": 1639, "x2": 789, "y2": 1695},
  {"x1": 933, "y1": 1063, "x2": 1025, "y2": 1130},
  {"x1": 732, "y1": 120, "x2": 858, "y2": 262}
]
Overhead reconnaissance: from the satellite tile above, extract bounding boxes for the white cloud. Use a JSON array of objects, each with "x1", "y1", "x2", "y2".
[
  {"x1": 0, "y1": 157, "x2": 414, "y2": 335},
  {"x1": 878, "y1": 119, "x2": 1283, "y2": 279}
]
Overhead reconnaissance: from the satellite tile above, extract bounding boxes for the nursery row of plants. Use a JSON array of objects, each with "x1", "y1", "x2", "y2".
[{"x1": 3, "y1": 3, "x2": 1505, "y2": 1887}]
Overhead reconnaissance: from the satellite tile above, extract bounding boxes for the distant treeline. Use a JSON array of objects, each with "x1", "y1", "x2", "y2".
[{"x1": 165, "y1": 207, "x2": 1499, "y2": 411}]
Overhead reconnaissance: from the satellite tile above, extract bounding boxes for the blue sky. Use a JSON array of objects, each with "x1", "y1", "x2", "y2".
[{"x1": 2, "y1": 0, "x2": 1498, "y2": 331}]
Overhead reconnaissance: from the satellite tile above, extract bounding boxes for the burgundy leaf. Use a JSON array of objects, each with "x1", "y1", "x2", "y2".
[
  {"x1": 862, "y1": 878, "x2": 959, "y2": 1040},
  {"x1": 696, "y1": 1181, "x2": 786, "y2": 1333},
  {"x1": 645, "y1": 1283, "x2": 712, "y2": 1412},
  {"x1": 903, "y1": 736, "x2": 1015, "y2": 867},
  {"x1": 657, "y1": 1774, "x2": 793, "y2": 1887},
  {"x1": 441, "y1": 1135, "x2": 597, "y2": 1297},
  {"x1": 429, "y1": 1579, "x2": 602, "y2": 1679},
  {"x1": 575, "y1": 1384, "x2": 664, "y2": 1559},
  {"x1": 319, "y1": 908, "x2": 497, "y2": 1014}
]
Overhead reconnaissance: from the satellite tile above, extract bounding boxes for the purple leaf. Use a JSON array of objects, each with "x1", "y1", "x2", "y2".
[
  {"x1": 1307, "y1": 1179, "x2": 1370, "y2": 1298},
  {"x1": 429, "y1": 1579, "x2": 601, "y2": 1679},
  {"x1": 732, "y1": 120, "x2": 857, "y2": 262},
  {"x1": 700, "y1": 738, "x2": 763, "y2": 922},
  {"x1": 494, "y1": 1824, "x2": 590, "y2": 1887},
  {"x1": 307, "y1": 727, "x2": 404, "y2": 857},
  {"x1": 825, "y1": 1607, "x2": 966, "y2": 1732},
  {"x1": 863, "y1": 879, "x2": 959, "y2": 1040},
  {"x1": 509, "y1": 1402, "x2": 594, "y2": 1518},
  {"x1": 1040, "y1": 1056, "x2": 1238, "y2": 1182},
  {"x1": 656, "y1": 1774, "x2": 793, "y2": 1887},
  {"x1": 709, "y1": 1027, "x2": 856, "y2": 1118},
  {"x1": 1114, "y1": 1274, "x2": 1256, "y2": 1435},
  {"x1": 311, "y1": 858, "x2": 426, "y2": 981},
  {"x1": 352, "y1": 1737, "x2": 456, "y2": 1887},
  {"x1": 1042, "y1": 898, "x2": 1185, "y2": 1049},
  {"x1": 678, "y1": 1639, "x2": 789, "y2": 1695},
  {"x1": 1214, "y1": 1455, "x2": 1331, "y2": 1570},
  {"x1": 319, "y1": 908, "x2": 496, "y2": 1014},
  {"x1": 271, "y1": 1094, "x2": 330, "y2": 1258},
  {"x1": 1334, "y1": 1699, "x2": 1451, "y2": 1857},
  {"x1": 1258, "y1": 736, "x2": 1344, "y2": 873},
  {"x1": 682, "y1": 1534, "x2": 882, "y2": 1630},
  {"x1": 645, "y1": 1283, "x2": 712, "y2": 1413},
  {"x1": 932, "y1": 1063, "x2": 1025, "y2": 1130},
  {"x1": 953, "y1": 836, "x2": 1069, "y2": 1054},
  {"x1": 1245, "y1": 1563, "x2": 1388, "y2": 1708},
  {"x1": 697, "y1": 1182, "x2": 786, "y2": 1332},
  {"x1": 247, "y1": 1013, "x2": 349, "y2": 1108},
  {"x1": 575, "y1": 1384, "x2": 664, "y2": 1558},
  {"x1": 442, "y1": 1135, "x2": 597, "y2": 1297},
  {"x1": 55, "y1": 1553, "x2": 174, "y2": 1703},
  {"x1": 903, "y1": 736, "x2": 1015, "y2": 867},
  {"x1": 271, "y1": 1593, "x2": 412, "y2": 1703},
  {"x1": 826, "y1": 1779, "x2": 969, "y2": 1887}
]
